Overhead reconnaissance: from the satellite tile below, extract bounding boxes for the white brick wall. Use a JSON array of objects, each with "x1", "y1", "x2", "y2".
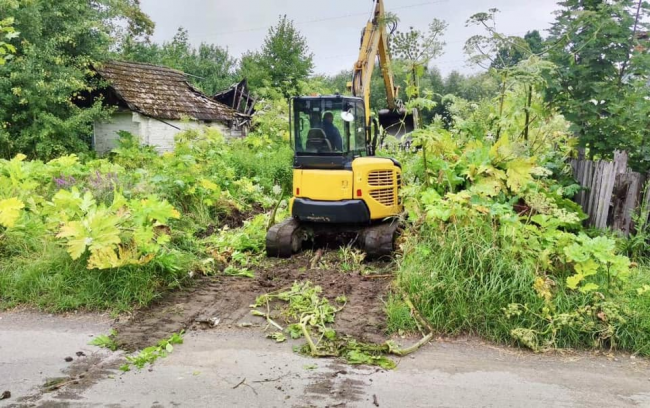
[
  {"x1": 93, "y1": 112, "x2": 139, "y2": 154},
  {"x1": 93, "y1": 112, "x2": 243, "y2": 154}
]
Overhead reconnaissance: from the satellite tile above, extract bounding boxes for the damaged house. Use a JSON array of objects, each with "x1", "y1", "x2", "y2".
[
  {"x1": 91, "y1": 60, "x2": 250, "y2": 154},
  {"x1": 213, "y1": 79, "x2": 256, "y2": 116}
]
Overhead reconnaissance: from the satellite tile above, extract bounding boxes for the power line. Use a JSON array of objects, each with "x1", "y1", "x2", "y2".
[{"x1": 190, "y1": 0, "x2": 450, "y2": 39}]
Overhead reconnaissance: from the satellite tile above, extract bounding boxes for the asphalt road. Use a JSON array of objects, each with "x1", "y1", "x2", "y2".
[{"x1": 1, "y1": 311, "x2": 649, "y2": 407}]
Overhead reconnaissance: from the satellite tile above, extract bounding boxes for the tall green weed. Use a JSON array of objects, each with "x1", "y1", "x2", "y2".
[{"x1": 398, "y1": 220, "x2": 650, "y2": 355}]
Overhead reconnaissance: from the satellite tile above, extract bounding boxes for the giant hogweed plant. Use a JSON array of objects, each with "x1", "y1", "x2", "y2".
[
  {"x1": 400, "y1": 117, "x2": 643, "y2": 351},
  {"x1": 1, "y1": 127, "x2": 290, "y2": 273},
  {"x1": 0, "y1": 148, "x2": 185, "y2": 271},
  {"x1": 54, "y1": 189, "x2": 180, "y2": 270},
  {"x1": 1, "y1": 181, "x2": 180, "y2": 270}
]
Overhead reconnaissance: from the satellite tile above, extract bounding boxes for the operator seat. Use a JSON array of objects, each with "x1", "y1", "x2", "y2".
[{"x1": 305, "y1": 128, "x2": 332, "y2": 152}]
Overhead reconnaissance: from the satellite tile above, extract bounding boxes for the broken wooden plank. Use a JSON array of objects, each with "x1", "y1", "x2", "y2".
[
  {"x1": 593, "y1": 162, "x2": 608, "y2": 228},
  {"x1": 611, "y1": 172, "x2": 643, "y2": 235},
  {"x1": 584, "y1": 160, "x2": 595, "y2": 214}
]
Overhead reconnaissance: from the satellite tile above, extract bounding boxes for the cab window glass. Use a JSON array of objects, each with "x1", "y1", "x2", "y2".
[
  {"x1": 293, "y1": 99, "x2": 349, "y2": 154},
  {"x1": 353, "y1": 102, "x2": 367, "y2": 154}
]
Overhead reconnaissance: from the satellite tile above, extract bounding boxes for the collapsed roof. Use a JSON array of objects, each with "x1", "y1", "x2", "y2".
[{"x1": 95, "y1": 60, "x2": 240, "y2": 122}]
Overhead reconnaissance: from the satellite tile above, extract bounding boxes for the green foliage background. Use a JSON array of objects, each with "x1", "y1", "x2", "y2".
[{"x1": 0, "y1": 0, "x2": 153, "y2": 160}]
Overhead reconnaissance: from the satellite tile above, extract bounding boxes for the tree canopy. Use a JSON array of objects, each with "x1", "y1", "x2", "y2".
[
  {"x1": 240, "y1": 15, "x2": 314, "y2": 98},
  {"x1": 121, "y1": 28, "x2": 238, "y2": 95},
  {"x1": 547, "y1": 0, "x2": 650, "y2": 170},
  {"x1": 0, "y1": 0, "x2": 153, "y2": 159}
]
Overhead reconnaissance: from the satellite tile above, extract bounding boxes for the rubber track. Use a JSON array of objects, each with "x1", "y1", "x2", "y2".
[
  {"x1": 361, "y1": 221, "x2": 400, "y2": 260},
  {"x1": 266, "y1": 218, "x2": 301, "y2": 258}
]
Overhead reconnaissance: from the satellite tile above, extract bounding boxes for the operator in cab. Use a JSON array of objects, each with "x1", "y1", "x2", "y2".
[{"x1": 321, "y1": 111, "x2": 343, "y2": 151}]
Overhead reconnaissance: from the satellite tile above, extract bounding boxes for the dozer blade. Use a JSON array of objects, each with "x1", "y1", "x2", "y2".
[{"x1": 378, "y1": 109, "x2": 415, "y2": 139}]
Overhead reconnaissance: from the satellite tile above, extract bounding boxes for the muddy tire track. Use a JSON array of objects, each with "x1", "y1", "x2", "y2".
[{"x1": 114, "y1": 254, "x2": 393, "y2": 351}]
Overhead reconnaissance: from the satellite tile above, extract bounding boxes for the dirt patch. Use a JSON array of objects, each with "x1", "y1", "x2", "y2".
[
  {"x1": 195, "y1": 203, "x2": 267, "y2": 238},
  {"x1": 114, "y1": 252, "x2": 393, "y2": 351},
  {"x1": 52, "y1": 353, "x2": 123, "y2": 401}
]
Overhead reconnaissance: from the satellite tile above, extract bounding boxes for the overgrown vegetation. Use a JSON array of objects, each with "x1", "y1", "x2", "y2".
[
  {"x1": 389, "y1": 39, "x2": 650, "y2": 355},
  {"x1": 0, "y1": 124, "x2": 292, "y2": 312}
]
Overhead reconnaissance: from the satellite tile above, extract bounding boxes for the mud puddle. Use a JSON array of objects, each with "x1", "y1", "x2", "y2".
[{"x1": 114, "y1": 252, "x2": 394, "y2": 351}]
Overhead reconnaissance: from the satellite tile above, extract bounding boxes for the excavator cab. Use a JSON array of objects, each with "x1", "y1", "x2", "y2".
[
  {"x1": 265, "y1": 95, "x2": 403, "y2": 259},
  {"x1": 293, "y1": 97, "x2": 367, "y2": 156}
]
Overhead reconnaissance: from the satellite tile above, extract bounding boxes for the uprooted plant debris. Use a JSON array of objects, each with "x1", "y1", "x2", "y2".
[{"x1": 251, "y1": 280, "x2": 433, "y2": 369}]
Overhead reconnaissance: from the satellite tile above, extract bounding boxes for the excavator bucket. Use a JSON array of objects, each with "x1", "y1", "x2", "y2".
[{"x1": 378, "y1": 109, "x2": 415, "y2": 139}]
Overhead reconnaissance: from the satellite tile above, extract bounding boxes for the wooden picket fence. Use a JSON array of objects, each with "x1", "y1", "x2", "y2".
[{"x1": 570, "y1": 151, "x2": 650, "y2": 235}]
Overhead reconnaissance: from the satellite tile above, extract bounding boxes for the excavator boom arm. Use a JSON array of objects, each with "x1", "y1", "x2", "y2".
[{"x1": 350, "y1": 0, "x2": 399, "y2": 126}]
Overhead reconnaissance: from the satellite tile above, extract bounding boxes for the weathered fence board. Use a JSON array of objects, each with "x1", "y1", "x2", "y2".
[
  {"x1": 570, "y1": 151, "x2": 649, "y2": 235},
  {"x1": 611, "y1": 172, "x2": 645, "y2": 235}
]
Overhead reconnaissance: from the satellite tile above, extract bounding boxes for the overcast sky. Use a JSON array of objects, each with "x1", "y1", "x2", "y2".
[{"x1": 138, "y1": 0, "x2": 560, "y2": 77}]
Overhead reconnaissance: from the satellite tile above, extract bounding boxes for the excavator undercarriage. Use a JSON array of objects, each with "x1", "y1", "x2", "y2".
[{"x1": 265, "y1": 218, "x2": 401, "y2": 260}]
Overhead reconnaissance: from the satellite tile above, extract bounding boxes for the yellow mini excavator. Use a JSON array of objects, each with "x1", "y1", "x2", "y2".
[{"x1": 266, "y1": 0, "x2": 411, "y2": 259}]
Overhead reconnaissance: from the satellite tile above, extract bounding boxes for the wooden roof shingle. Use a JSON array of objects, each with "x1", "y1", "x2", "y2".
[{"x1": 95, "y1": 60, "x2": 236, "y2": 122}]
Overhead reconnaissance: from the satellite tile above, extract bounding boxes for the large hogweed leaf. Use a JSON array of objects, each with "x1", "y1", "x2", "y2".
[
  {"x1": 506, "y1": 157, "x2": 536, "y2": 193},
  {"x1": 564, "y1": 242, "x2": 590, "y2": 263},
  {"x1": 470, "y1": 176, "x2": 504, "y2": 197},
  {"x1": 57, "y1": 209, "x2": 122, "y2": 260},
  {"x1": 55, "y1": 194, "x2": 180, "y2": 269},
  {"x1": 0, "y1": 154, "x2": 40, "y2": 195},
  {"x1": 579, "y1": 235, "x2": 616, "y2": 263},
  {"x1": 129, "y1": 196, "x2": 181, "y2": 226},
  {"x1": 0, "y1": 197, "x2": 24, "y2": 228},
  {"x1": 429, "y1": 132, "x2": 460, "y2": 160},
  {"x1": 41, "y1": 188, "x2": 97, "y2": 229},
  {"x1": 566, "y1": 259, "x2": 599, "y2": 291},
  {"x1": 489, "y1": 135, "x2": 516, "y2": 162},
  {"x1": 46, "y1": 154, "x2": 85, "y2": 177},
  {"x1": 87, "y1": 245, "x2": 155, "y2": 270},
  {"x1": 564, "y1": 234, "x2": 631, "y2": 293}
]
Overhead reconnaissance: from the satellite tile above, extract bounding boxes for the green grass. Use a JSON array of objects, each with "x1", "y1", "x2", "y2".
[
  {"x1": 397, "y1": 221, "x2": 650, "y2": 356},
  {"x1": 385, "y1": 294, "x2": 418, "y2": 334},
  {"x1": 615, "y1": 265, "x2": 650, "y2": 356},
  {"x1": 0, "y1": 241, "x2": 189, "y2": 313},
  {"x1": 399, "y1": 222, "x2": 541, "y2": 342}
]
